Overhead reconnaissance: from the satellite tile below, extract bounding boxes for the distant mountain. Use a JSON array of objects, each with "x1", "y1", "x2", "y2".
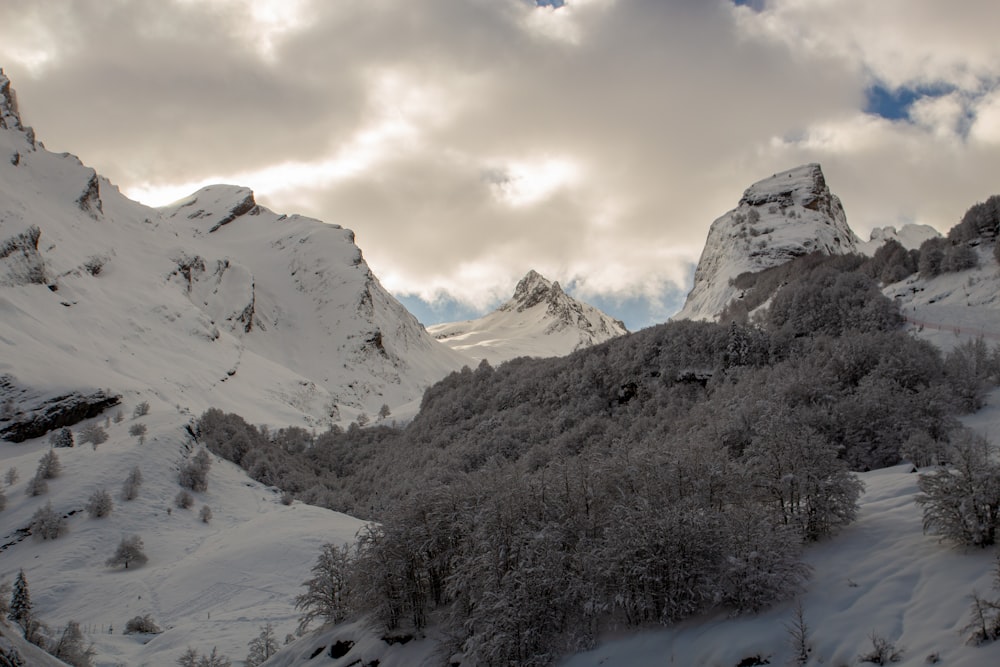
[
  {"x1": 0, "y1": 69, "x2": 467, "y2": 434},
  {"x1": 856, "y1": 223, "x2": 940, "y2": 255},
  {"x1": 428, "y1": 270, "x2": 627, "y2": 364},
  {"x1": 674, "y1": 164, "x2": 859, "y2": 321}
]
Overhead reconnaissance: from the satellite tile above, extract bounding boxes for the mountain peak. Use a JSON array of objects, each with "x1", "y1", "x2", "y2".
[
  {"x1": 0, "y1": 68, "x2": 23, "y2": 131},
  {"x1": 674, "y1": 163, "x2": 859, "y2": 321},
  {"x1": 510, "y1": 269, "x2": 564, "y2": 311},
  {"x1": 161, "y1": 184, "x2": 260, "y2": 234},
  {"x1": 429, "y1": 271, "x2": 627, "y2": 364},
  {"x1": 0, "y1": 69, "x2": 34, "y2": 147}
]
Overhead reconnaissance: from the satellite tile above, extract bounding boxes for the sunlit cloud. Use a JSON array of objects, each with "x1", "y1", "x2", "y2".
[{"x1": 487, "y1": 157, "x2": 583, "y2": 208}]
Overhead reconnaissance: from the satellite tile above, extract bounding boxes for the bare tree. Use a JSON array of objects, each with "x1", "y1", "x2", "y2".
[{"x1": 106, "y1": 535, "x2": 148, "y2": 569}]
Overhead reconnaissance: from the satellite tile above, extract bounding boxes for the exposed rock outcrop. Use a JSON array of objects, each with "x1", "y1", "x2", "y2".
[
  {"x1": 0, "y1": 376, "x2": 121, "y2": 443},
  {"x1": 675, "y1": 164, "x2": 859, "y2": 321},
  {"x1": 0, "y1": 225, "x2": 46, "y2": 286}
]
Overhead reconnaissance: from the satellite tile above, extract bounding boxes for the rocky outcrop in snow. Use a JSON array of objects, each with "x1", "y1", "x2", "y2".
[
  {"x1": 430, "y1": 270, "x2": 627, "y2": 364},
  {"x1": 0, "y1": 375, "x2": 120, "y2": 443},
  {"x1": 674, "y1": 164, "x2": 859, "y2": 321},
  {"x1": 0, "y1": 224, "x2": 46, "y2": 286}
]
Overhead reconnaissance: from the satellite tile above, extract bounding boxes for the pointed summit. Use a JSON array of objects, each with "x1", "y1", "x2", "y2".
[
  {"x1": 429, "y1": 271, "x2": 627, "y2": 364},
  {"x1": 674, "y1": 164, "x2": 859, "y2": 321},
  {"x1": 0, "y1": 69, "x2": 34, "y2": 147},
  {"x1": 0, "y1": 69, "x2": 23, "y2": 131},
  {"x1": 507, "y1": 269, "x2": 565, "y2": 312}
]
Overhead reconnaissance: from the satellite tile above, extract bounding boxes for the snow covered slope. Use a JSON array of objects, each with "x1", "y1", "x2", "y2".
[
  {"x1": 261, "y1": 403, "x2": 1000, "y2": 667},
  {"x1": 0, "y1": 68, "x2": 467, "y2": 433},
  {"x1": 887, "y1": 244, "x2": 1000, "y2": 352},
  {"x1": 427, "y1": 270, "x2": 627, "y2": 364},
  {"x1": 857, "y1": 223, "x2": 940, "y2": 256},
  {"x1": 674, "y1": 164, "x2": 859, "y2": 321}
]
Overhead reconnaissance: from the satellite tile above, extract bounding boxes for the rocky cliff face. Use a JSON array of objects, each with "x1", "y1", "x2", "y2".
[
  {"x1": 429, "y1": 270, "x2": 627, "y2": 364},
  {"x1": 674, "y1": 164, "x2": 859, "y2": 321}
]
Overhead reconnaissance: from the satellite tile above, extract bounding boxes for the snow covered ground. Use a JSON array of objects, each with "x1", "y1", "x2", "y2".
[{"x1": 0, "y1": 407, "x2": 366, "y2": 666}]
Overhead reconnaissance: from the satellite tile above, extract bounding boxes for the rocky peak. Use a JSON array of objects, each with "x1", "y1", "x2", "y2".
[
  {"x1": 674, "y1": 163, "x2": 859, "y2": 321},
  {"x1": 508, "y1": 269, "x2": 565, "y2": 312},
  {"x1": 0, "y1": 69, "x2": 23, "y2": 132},
  {"x1": 0, "y1": 69, "x2": 35, "y2": 147},
  {"x1": 162, "y1": 185, "x2": 260, "y2": 233}
]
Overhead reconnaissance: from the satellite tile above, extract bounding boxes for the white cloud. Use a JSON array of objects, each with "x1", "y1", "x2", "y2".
[{"x1": 1, "y1": 0, "x2": 999, "y2": 325}]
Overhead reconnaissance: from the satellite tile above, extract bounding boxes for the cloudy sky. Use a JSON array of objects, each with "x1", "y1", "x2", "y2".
[{"x1": 2, "y1": 0, "x2": 999, "y2": 329}]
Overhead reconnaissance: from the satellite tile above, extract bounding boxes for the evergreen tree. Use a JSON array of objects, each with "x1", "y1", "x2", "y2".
[
  {"x1": 36, "y1": 449, "x2": 61, "y2": 480},
  {"x1": 8, "y1": 569, "x2": 31, "y2": 629},
  {"x1": 49, "y1": 427, "x2": 74, "y2": 448},
  {"x1": 24, "y1": 473, "x2": 47, "y2": 497},
  {"x1": 177, "y1": 647, "x2": 200, "y2": 667},
  {"x1": 120, "y1": 466, "x2": 143, "y2": 501}
]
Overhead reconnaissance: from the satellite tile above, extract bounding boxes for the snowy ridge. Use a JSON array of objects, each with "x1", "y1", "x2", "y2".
[
  {"x1": 428, "y1": 270, "x2": 627, "y2": 364},
  {"x1": 0, "y1": 94, "x2": 469, "y2": 430},
  {"x1": 857, "y1": 223, "x2": 940, "y2": 256},
  {"x1": 674, "y1": 164, "x2": 859, "y2": 321},
  {"x1": 0, "y1": 70, "x2": 458, "y2": 666}
]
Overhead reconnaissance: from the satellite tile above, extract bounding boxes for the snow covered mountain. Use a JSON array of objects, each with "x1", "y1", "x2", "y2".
[
  {"x1": 674, "y1": 163, "x2": 860, "y2": 321},
  {"x1": 856, "y1": 223, "x2": 940, "y2": 255},
  {"x1": 427, "y1": 270, "x2": 627, "y2": 364},
  {"x1": 0, "y1": 69, "x2": 468, "y2": 435},
  {"x1": 0, "y1": 67, "x2": 469, "y2": 666}
]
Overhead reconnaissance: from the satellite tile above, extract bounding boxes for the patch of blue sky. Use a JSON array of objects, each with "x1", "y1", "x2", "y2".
[
  {"x1": 731, "y1": 0, "x2": 766, "y2": 10},
  {"x1": 864, "y1": 82, "x2": 956, "y2": 121},
  {"x1": 396, "y1": 293, "x2": 499, "y2": 328}
]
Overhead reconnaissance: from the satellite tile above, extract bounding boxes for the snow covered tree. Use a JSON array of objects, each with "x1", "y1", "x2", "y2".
[
  {"x1": 198, "y1": 647, "x2": 230, "y2": 667},
  {"x1": 244, "y1": 623, "x2": 279, "y2": 667},
  {"x1": 378, "y1": 403, "x2": 391, "y2": 420},
  {"x1": 86, "y1": 488, "x2": 113, "y2": 518},
  {"x1": 133, "y1": 401, "x2": 150, "y2": 418},
  {"x1": 177, "y1": 647, "x2": 200, "y2": 667},
  {"x1": 78, "y1": 424, "x2": 108, "y2": 449},
  {"x1": 31, "y1": 501, "x2": 66, "y2": 540},
  {"x1": 917, "y1": 433, "x2": 1000, "y2": 547},
  {"x1": 129, "y1": 422, "x2": 147, "y2": 443},
  {"x1": 199, "y1": 505, "x2": 212, "y2": 523},
  {"x1": 179, "y1": 449, "x2": 211, "y2": 492},
  {"x1": 744, "y1": 408, "x2": 863, "y2": 541},
  {"x1": 24, "y1": 473, "x2": 46, "y2": 497},
  {"x1": 49, "y1": 427, "x2": 74, "y2": 448},
  {"x1": 124, "y1": 614, "x2": 161, "y2": 634},
  {"x1": 8, "y1": 569, "x2": 30, "y2": 629},
  {"x1": 945, "y1": 337, "x2": 998, "y2": 412},
  {"x1": 0, "y1": 579, "x2": 10, "y2": 618},
  {"x1": 0, "y1": 487, "x2": 6, "y2": 511},
  {"x1": 295, "y1": 542, "x2": 353, "y2": 632},
  {"x1": 36, "y1": 449, "x2": 60, "y2": 479},
  {"x1": 106, "y1": 535, "x2": 148, "y2": 569},
  {"x1": 5, "y1": 466, "x2": 18, "y2": 486},
  {"x1": 120, "y1": 466, "x2": 143, "y2": 501},
  {"x1": 51, "y1": 620, "x2": 95, "y2": 667},
  {"x1": 175, "y1": 490, "x2": 194, "y2": 509}
]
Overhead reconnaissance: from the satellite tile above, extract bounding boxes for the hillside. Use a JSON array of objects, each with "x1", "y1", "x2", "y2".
[{"x1": 0, "y1": 68, "x2": 469, "y2": 436}]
